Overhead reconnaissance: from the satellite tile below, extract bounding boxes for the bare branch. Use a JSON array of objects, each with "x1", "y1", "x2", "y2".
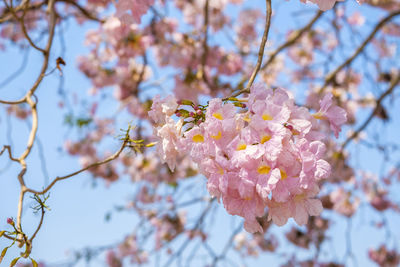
[
  {"x1": 319, "y1": 9, "x2": 400, "y2": 93},
  {"x1": 225, "y1": 0, "x2": 272, "y2": 99},
  {"x1": 0, "y1": 145, "x2": 19, "y2": 162},
  {"x1": 25, "y1": 139, "x2": 129, "y2": 195},
  {"x1": 341, "y1": 73, "x2": 400, "y2": 149},
  {"x1": 29, "y1": 206, "x2": 45, "y2": 242},
  {"x1": 261, "y1": 10, "x2": 323, "y2": 71}
]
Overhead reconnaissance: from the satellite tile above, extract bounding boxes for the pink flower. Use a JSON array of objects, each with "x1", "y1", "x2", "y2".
[
  {"x1": 313, "y1": 93, "x2": 347, "y2": 138},
  {"x1": 222, "y1": 185, "x2": 265, "y2": 233},
  {"x1": 289, "y1": 191, "x2": 323, "y2": 225},
  {"x1": 153, "y1": 118, "x2": 183, "y2": 171},
  {"x1": 106, "y1": 250, "x2": 122, "y2": 267},
  {"x1": 307, "y1": 0, "x2": 341, "y2": 11},
  {"x1": 148, "y1": 95, "x2": 179, "y2": 125},
  {"x1": 330, "y1": 188, "x2": 360, "y2": 217},
  {"x1": 115, "y1": 0, "x2": 154, "y2": 24}
]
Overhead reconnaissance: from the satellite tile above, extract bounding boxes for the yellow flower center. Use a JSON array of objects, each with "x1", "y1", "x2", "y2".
[
  {"x1": 312, "y1": 113, "x2": 326, "y2": 120},
  {"x1": 257, "y1": 165, "x2": 271, "y2": 175},
  {"x1": 213, "y1": 113, "x2": 223, "y2": 120},
  {"x1": 262, "y1": 114, "x2": 273, "y2": 121},
  {"x1": 294, "y1": 193, "x2": 306, "y2": 202},
  {"x1": 236, "y1": 143, "x2": 247, "y2": 150},
  {"x1": 192, "y1": 134, "x2": 204, "y2": 143},
  {"x1": 211, "y1": 131, "x2": 222, "y2": 140},
  {"x1": 242, "y1": 114, "x2": 251, "y2": 122},
  {"x1": 280, "y1": 169, "x2": 287, "y2": 180},
  {"x1": 260, "y1": 135, "x2": 271, "y2": 144}
]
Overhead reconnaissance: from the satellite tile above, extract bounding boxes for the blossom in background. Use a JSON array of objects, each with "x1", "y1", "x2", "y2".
[
  {"x1": 115, "y1": 0, "x2": 154, "y2": 24},
  {"x1": 313, "y1": 93, "x2": 347, "y2": 138}
]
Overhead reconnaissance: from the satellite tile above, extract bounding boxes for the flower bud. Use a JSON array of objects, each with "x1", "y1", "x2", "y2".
[
  {"x1": 7, "y1": 217, "x2": 14, "y2": 226},
  {"x1": 284, "y1": 124, "x2": 294, "y2": 131}
]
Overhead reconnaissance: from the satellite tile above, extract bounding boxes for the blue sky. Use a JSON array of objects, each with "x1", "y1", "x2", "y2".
[{"x1": 1, "y1": 0, "x2": 400, "y2": 266}]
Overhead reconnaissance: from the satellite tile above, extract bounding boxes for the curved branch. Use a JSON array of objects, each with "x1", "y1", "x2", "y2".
[
  {"x1": 244, "y1": 0, "x2": 272, "y2": 90},
  {"x1": 2, "y1": 0, "x2": 46, "y2": 53},
  {"x1": 226, "y1": 0, "x2": 272, "y2": 99},
  {"x1": 261, "y1": 10, "x2": 323, "y2": 72},
  {"x1": 59, "y1": 0, "x2": 105, "y2": 23},
  {"x1": 0, "y1": 145, "x2": 19, "y2": 162},
  {"x1": 319, "y1": 9, "x2": 400, "y2": 93},
  {"x1": 29, "y1": 206, "x2": 45, "y2": 242},
  {"x1": 25, "y1": 139, "x2": 129, "y2": 195},
  {"x1": 341, "y1": 73, "x2": 400, "y2": 149}
]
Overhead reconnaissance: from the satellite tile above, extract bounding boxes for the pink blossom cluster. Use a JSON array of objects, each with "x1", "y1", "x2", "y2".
[
  {"x1": 369, "y1": 245, "x2": 400, "y2": 267},
  {"x1": 174, "y1": 0, "x2": 242, "y2": 32},
  {"x1": 150, "y1": 212, "x2": 186, "y2": 249},
  {"x1": 234, "y1": 231, "x2": 278, "y2": 257},
  {"x1": 299, "y1": 0, "x2": 367, "y2": 11},
  {"x1": 106, "y1": 235, "x2": 148, "y2": 266},
  {"x1": 149, "y1": 83, "x2": 347, "y2": 233},
  {"x1": 115, "y1": 0, "x2": 154, "y2": 25},
  {"x1": 78, "y1": 16, "x2": 152, "y2": 111}
]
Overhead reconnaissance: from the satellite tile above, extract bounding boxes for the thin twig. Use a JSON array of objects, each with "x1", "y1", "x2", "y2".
[
  {"x1": 341, "y1": 73, "x2": 400, "y2": 149},
  {"x1": 261, "y1": 10, "x2": 323, "y2": 72},
  {"x1": 0, "y1": 145, "x2": 19, "y2": 162},
  {"x1": 244, "y1": 0, "x2": 272, "y2": 90},
  {"x1": 319, "y1": 9, "x2": 400, "y2": 93},
  {"x1": 224, "y1": 0, "x2": 272, "y2": 100},
  {"x1": 29, "y1": 206, "x2": 45, "y2": 242},
  {"x1": 25, "y1": 139, "x2": 129, "y2": 195}
]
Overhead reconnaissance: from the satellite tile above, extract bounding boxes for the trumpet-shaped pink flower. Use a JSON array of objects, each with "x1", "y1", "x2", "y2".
[
  {"x1": 153, "y1": 118, "x2": 183, "y2": 171},
  {"x1": 314, "y1": 93, "x2": 347, "y2": 138},
  {"x1": 149, "y1": 95, "x2": 179, "y2": 125}
]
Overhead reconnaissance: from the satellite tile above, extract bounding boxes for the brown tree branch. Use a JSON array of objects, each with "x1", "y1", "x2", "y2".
[
  {"x1": 25, "y1": 139, "x2": 129, "y2": 196},
  {"x1": 29, "y1": 206, "x2": 45, "y2": 242},
  {"x1": 225, "y1": 0, "x2": 272, "y2": 99},
  {"x1": 319, "y1": 9, "x2": 400, "y2": 93},
  {"x1": 341, "y1": 73, "x2": 400, "y2": 149},
  {"x1": 2, "y1": 0, "x2": 46, "y2": 53},
  {"x1": 261, "y1": 10, "x2": 323, "y2": 72}
]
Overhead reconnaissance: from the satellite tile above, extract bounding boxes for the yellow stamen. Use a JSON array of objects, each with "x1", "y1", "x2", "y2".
[
  {"x1": 211, "y1": 131, "x2": 222, "y2": 140},
  {"x1": 312, "y1": 113, "x2": 326, "y2": 120},
  {"x1": 258, "y1": 165, "x2": 271, "y2": 175},
  {"x1": 244, "y1": 196, "x2": 252, "y2": 201},
  {"x1": 243, "y1": 114, "x2": 251, "y2": 122},
  {"x1": 294, "y1": 193, "x2": 306, "y2": 202},
  {"x1": 280, "y1": 169, "x2": 287, "y2": 180},
  {"x1": 332, "y1": 89, "x2": 342, "y2": 97},
  {"x1": 192, "y1": 134, "x2": 204, "y2": 143},
  {"x1": 262, "y1": 114, "x2": 273, "y2": 121},
  {"x1": 237, "y1": 143, "x2": 247, "y2": 150},
  {"x1": 260, "y1": 135, "x2": 271, "y2": 144},
  {"x1": 213, "y1": 113, "x2": 223, "y2": 120}
]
